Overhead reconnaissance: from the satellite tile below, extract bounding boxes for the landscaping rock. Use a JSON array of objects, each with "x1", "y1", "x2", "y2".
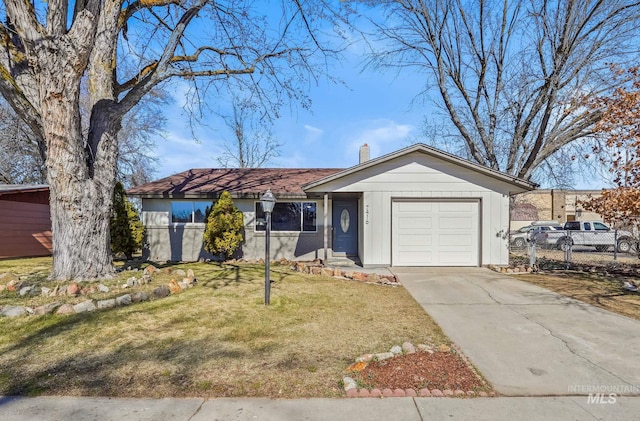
[
  {"x1": 178, "y1": 281, "x2": 189, "y2": 290},
  {"x1": 175, "y1": 269, "x2": 187, "y2": 276},
  {"x1": 368, "y1": 273, "x2": 380, "y2": 283},
  {"x1": 131, "y1": 292, "x2": 149, "y2": 303},
  {"x1": 144, "y1": 264, "x2": 158, "y2": 274},
  {"x1": 321, "y1": 268, "x2": 334, "y2": 277},
  {"x1": 375, "y1": 352, "x2": 395, "y2": 361},
  {"x1": 81, "y1": 286, "x2": 96, "y2": 295},
  {"x1": 33, "y1": 302, "x2": 62, "y2": 315},
  {"x1": 187, "y1": 269, "x2": 195, "y2": 279},
  {"x1": 67, "y1": 282, "x2": 81, "y2": 296},
  {"x1": 19, "y1": 286, "x2": 33, "y2": 297},
  {"x1": 168, "y1": 280, "x2": 181, "y2": 294},
  {"x1": 153, "y1": 285, "x2": 170, "y2": 298},
  {"x1": 402, "y1": 342, "x2": 416, "y2": 354},
  {"x1": 438, "y1": 344, "x2": 451, "y2": 353},
  {"x1": 139, "y1": 274, "x2": 152, "y2": 285},
  {"x1": 116, "y1": 294, "x2": 132, "y2": 306},
  {"x1": 126, "y1": 277, "x2": 138, "y2": 287},
  {"x1": 356, "y1": 354, "x2": 374, "y2": 363},
  {"x1": 73, "y1": 300, "x2": 96, "y2": 313},
  {"x1": 1, "y1": 306, "x2": 27, "y2": 317},
  {"x1": 97, "y1": 299, "x2": 116, "y2": 309},
  {"x1": 390, "y1": 345, "x2": 403, "y2": 355},
  {"x1": 342, "y1": 376, "x2": 357, "y2": 391},
  {"x1": 98, "y1": 284, "x2": 110, "y2": 293},
  {"x1": 55, "y1": 304, "x2": 74, "y2": 315},
  {"x1": 41, "y1": 286, "x2": 51, "y2": 296}
]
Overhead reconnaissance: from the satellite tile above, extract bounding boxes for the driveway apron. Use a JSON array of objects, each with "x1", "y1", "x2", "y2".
[{"x1": 392, "y1": 267, "x2": 640, "y2": 396}]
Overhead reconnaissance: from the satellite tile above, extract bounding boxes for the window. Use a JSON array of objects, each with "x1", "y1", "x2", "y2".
[
  {"x1": 594, "y1": 222, "x2": 609, "y2": 231},
  {"x1": 255, "y1": 201, "x2": 316, "y2": 232},
  {"x1": 565, "y1": 221, "x2": 580, "y2": 230},
  {"x1": 172, "y1": 201, "x2": 211, "y2": 223}
]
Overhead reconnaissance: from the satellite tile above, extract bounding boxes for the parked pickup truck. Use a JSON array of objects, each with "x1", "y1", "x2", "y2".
[{"x1": 539, "y1": 221, "x2": 635, "y2": 253}]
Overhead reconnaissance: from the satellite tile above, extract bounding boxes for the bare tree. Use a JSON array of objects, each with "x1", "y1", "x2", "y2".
[
  {"x1": 0, "y1": 102, "x2": 46, "y2": 184},
  {"x1": 0, "y1": 0, "x2": 344, "y2": 280},
  {"x1": 366, "y1": 0, "x2": 640, "y2": 181},
  {"x1": 0, "y1": 87, "x2": 165, "y2": 188},
  {"x1": 216, "y1": 98, "x2": 283, "y2": 168}
]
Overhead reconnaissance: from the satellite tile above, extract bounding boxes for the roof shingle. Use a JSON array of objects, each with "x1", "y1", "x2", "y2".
[{"x1": 126, "y1": 168, "x2": 342, "y2": 199}]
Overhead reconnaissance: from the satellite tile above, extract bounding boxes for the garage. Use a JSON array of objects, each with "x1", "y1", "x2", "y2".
[{"x1": 392, "y1": 200, "x2": 480, "y2": 266}]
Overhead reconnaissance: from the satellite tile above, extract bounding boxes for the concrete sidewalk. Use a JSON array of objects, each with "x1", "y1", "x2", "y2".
[
  {"x1": 392, "y1": 267, "x2": 640, "y2": 396},
  {"x1": 2, "y1": 395, "x2": 640, "y2": 421}
]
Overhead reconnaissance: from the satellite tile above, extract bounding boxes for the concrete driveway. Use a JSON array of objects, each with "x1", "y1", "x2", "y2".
[{"x1": 392, "y1": 267, "x2": 640, "y2": 396}]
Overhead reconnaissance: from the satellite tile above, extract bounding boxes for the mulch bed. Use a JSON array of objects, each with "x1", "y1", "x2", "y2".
[{"x1": 355, "y1": 351, "x2": 489, "y2": 392}]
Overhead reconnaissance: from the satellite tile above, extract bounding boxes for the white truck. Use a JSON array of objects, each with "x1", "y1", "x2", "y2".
[{"x1": 541, "y1": 221, "x2": 635, "y2": 253}]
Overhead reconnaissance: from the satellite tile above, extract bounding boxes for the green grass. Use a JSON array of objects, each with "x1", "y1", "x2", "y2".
[{"x1": 0, "y1": 257, "x2": 447, "y2": 398}]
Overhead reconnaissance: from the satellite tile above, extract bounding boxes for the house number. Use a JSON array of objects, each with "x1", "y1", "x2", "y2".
[{"x1": 365, "y1": 205, "x2": 369, "y2": 224}]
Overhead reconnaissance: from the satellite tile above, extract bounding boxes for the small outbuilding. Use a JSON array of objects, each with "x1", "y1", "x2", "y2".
[
  {"x1": 0, "y1": 184, "x2": 52, "y2": 259},
  {"x1": 128, "y1": 144, "x2": 535, "y2": 267}
]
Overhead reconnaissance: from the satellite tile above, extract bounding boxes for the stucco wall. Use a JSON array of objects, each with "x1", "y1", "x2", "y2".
[{"x1": 141, "y1": 198, "x2": 327, "y2": 262}]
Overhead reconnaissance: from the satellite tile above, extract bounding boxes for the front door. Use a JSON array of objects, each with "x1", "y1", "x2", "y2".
[{"x1": 332, "y1": 200, "x2": 358, "y2": 255}]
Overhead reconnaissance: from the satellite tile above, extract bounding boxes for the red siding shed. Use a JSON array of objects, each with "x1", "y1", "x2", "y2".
[{"x1": 0, "y1": 185, "x2": 52, "y2": 259}]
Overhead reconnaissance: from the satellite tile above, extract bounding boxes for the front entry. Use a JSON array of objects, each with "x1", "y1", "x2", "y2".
[{"x1": 332, "y1": 200, "x2": 358, "y2": 255}]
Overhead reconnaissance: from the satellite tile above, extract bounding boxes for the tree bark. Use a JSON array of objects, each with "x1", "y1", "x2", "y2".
[{"x1": 41, "y1": 70, "x2": 117, "y2": 280}]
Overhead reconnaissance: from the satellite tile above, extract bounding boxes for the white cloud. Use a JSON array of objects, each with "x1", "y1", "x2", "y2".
[
  {"x1": 347, "y1": 119, "x2": 415, "y2": 160},
  {"x1": 303, "y1": 124, "x2": 324, "y2": 143}
]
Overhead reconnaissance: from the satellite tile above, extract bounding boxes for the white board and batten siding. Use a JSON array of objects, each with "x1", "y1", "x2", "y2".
[{"x1": 305, "y1": 152, "x2": 514, "y2": 267}]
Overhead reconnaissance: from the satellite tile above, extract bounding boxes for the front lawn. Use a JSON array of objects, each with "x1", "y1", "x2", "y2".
[
  {"x1": 513, "y1": 271, "x2": 640, "y2": 320},
  {"x1": 0, "y1": 258, "x2": 448, "y2": 398}
]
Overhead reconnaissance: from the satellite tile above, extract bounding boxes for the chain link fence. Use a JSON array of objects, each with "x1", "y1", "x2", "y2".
[{"x1": 510, "y1": 229, "x2": 640, "y2": 269}]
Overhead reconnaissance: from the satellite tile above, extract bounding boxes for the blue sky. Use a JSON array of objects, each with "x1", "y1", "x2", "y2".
[
  {"x1": 153, "y1": 52, "x2": 424, "y2": 175},
  {"x1": 148, "y1": 7, "x2": 608, "y2": 190}
]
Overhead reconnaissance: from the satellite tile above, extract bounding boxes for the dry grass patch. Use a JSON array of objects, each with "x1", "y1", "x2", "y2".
[
  {"x1": 513, "y1": 271, "x2": 640, "y2": 320},
  {"x1": 0, "y1": 258, "x2": 448, "y2": 398}
]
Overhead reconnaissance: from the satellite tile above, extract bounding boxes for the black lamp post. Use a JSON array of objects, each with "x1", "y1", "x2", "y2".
[{"x1": 260, "y1": 189, "x2": 276, "y2": 305}]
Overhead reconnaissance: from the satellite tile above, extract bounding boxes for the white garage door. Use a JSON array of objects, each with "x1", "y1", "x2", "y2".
[{"x1": 392, "y1": 200, "x2": 479, "y2": 266}]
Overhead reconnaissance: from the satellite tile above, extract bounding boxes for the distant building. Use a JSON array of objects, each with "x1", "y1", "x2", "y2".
[
  {"x1": 511, "y1": 189, "x2": 604, "y2": 230},
  {"x1": 0, "y1": 184, "x2": 52, "y2": 259}
]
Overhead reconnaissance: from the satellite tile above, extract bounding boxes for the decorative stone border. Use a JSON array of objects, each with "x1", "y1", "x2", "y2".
[
  {"x1": 487, "y1": 264, "x2": 534, "y2": 274},
  {"x1": 286, "y1": 260, "x2": 401, "y2": 286},
  {"x1": 342, "y1": 341, "x2": 494, "y2": 398},
  {"x1": 0, "y1": 264, "x2": 197, "y2": 318}
]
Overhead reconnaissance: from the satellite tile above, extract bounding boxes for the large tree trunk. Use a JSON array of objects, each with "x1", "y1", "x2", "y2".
[{"x1": 42, "y1": 74, "x2": 117, "y2": 281}]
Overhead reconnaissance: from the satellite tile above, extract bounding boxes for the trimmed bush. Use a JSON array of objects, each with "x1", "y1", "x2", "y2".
[{"x1": 203, "y1": 191, "x2": 244, "y2": 260}]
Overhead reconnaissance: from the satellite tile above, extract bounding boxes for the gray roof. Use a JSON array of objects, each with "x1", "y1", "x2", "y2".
[{"x1": 0, "y1": 184, "x2": 49, "y2": 195}]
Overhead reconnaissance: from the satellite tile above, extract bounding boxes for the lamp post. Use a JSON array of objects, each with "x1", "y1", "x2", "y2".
[{"x1": 260, "y1": 189, "x2": 276, "y2": 305}]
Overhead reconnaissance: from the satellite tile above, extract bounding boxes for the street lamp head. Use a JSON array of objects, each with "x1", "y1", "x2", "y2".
[{"x1": 261, "y1": 189, "x2": 277, "y2": 213}]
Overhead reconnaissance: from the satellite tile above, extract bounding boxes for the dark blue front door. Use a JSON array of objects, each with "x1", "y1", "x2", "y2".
[{"x1": 333, "y1": 200, "x2": 358, "y2": 255}]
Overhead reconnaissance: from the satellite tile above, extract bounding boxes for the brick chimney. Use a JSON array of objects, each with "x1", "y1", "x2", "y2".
[{"x1": 359, "y1": 143, "x2": 370, "y2": 164}]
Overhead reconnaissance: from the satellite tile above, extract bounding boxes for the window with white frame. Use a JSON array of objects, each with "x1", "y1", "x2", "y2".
[
  {"x1": 171, "y1": 201, "x2": 211, "y2": 223},
  {"x1": 255, "y1": 202, "x2": 316, "y2": 232}
]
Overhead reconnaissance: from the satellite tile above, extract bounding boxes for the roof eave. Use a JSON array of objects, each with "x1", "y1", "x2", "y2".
[{"x1": 302, "y1": 143, "x2": 537, "y2": 192}]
